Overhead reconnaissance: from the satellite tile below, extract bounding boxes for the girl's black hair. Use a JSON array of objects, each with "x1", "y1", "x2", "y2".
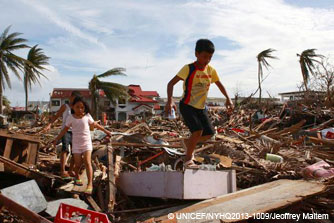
[{"x1": 71, "y1": 96, "x2": 91, "y2": 114}]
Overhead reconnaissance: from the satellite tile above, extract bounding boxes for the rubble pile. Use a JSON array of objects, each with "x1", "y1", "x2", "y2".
[{"x1": 0, "y1": 101, "x2": 334, "y2": 222}]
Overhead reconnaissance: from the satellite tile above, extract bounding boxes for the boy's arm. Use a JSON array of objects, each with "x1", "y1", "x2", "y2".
[
  {"x1": 165, "y1": 75, "x2": 182, "y2": 115},
  {"x1": 51, "y1": 126, "x2": 70, "y2": 146},
  {"x1": 215, "y1": 80, "x2": 234, "y2": 111},
  {"x1": 42, "y1": 104, "x2": 66, "y2": 132}
]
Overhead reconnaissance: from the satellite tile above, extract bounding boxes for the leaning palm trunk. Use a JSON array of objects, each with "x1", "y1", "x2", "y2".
[
  {"x1": 24, "y1": 76, "x2": 28, "y2": 111},
  {"x1": 258, "y1": 62, "x2": 262, "y2": 104}
]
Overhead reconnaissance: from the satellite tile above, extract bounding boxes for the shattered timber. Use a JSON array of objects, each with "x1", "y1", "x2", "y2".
[{"x1": 1, "y1": 100, "x2": 334, "y2": 223}]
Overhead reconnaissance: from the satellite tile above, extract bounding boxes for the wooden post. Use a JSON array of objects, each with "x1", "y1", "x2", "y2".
[
  {"x1": 3, "y1": 138, "x2": 13, "y2": 158},
  {"x1": 107, "y1": 145, "x2": 117, "y2": 212},
  {"x1": 0, "y1": 162, "x2": 4, "y2": 172},
  {"x1": 86, "y1": 196, "x2": 102, "y2": 212},
  {"x1": 26, "y1": 143, "x2": 38, "y2": 165}
]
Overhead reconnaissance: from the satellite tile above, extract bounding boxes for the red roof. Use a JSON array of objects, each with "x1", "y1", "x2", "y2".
[
  {"x1": 51, "y1": 88, "x2": 91, "y2": 98},
  {"x1": 11, "y1": 107, "x2": 25, "y2": 111},
  {"x1": 133, "y1": 104, "x2": 153, "y2": 111},
  {"x1": 128, "y1": 85, "x2": 159, "y2": 97},
  {"x1": 154, "y1": 104, "x2": 160, "y2": 110},
  {"x1": 128, "y1": 85, "x2": 159, "y2": 103}
]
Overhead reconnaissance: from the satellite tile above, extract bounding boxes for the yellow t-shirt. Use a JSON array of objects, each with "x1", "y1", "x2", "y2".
[{"x1": 177, "y1": 63, "x2": 219, "y2": 109}]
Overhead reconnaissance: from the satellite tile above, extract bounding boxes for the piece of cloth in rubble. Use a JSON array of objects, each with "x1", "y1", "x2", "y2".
[
  {"x1": 65, "y1": 114, "x2": 94, "y2": 154},
  {"x1": 321, "y1": 128, "x2": 334, "y2": 139},
  {"x1": 177, "y1": 63, "x2": 219, "y2": 109}
]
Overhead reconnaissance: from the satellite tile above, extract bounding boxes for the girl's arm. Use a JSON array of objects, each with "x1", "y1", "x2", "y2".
[
  {"x1": 52, "y1": 126, "x2": 70, "y2": 146},
  {"x1": 93, "y1": 122, "x2": 112, "y2": 136}
]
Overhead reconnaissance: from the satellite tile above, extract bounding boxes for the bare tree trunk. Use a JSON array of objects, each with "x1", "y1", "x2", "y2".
[{"x1": 258, "y1": 62, "x2": 262, "y2": 104}]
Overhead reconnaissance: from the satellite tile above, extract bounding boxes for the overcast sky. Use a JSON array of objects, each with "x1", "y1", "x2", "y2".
[{"x1": 1, "y1": 0, "x2": 334, "y2": 106}]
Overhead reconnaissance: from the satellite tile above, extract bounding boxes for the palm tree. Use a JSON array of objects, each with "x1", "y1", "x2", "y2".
[
  {"x1": 89, "y1": 68, "x2": 128, "y2": 119},
  {"x1": 257, "y1": 48, "x2": 277, "y2": 103},
  {"x1": 0, "y1": 26, "x2": 29, "y2": 114},
  {"x1": 297, "y1": 49, "x2": 323, "y2": 91},
  {"x1": 24, "y1": 45, "x2": 50, "y2": 111}
]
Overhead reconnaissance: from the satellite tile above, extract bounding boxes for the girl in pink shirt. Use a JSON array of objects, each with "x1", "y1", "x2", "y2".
[{"x1": 52, "y1": 96, "x2": 111, "y2": 194}]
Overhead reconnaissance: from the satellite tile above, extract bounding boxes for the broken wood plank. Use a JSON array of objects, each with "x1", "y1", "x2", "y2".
[
  {"x1": 86, "y1": 195, "x2": 102, "y2": 212},
  {"x1": 269, "y1": 119, "x2": 306, "y2": 137},
  {"x1": 3, "y1": 138, "x2": 13, "y2": 158},
  {"x1": 114, "y1": 122, "x2": 151, "y2": 141},
  {"x1": 108, "y1": 145, "x2": 117, "y2": 213},
  {"x1": 144, "y1": 179, "x2": 326, "y2": 223},
  {"x1": 111, "y1": 142, "x2": 182, "y2": 148},
  {"x1": 194, "y1": 144, "x2": 215, "y2": 153},
  {"x1": 0, "y1": 130, "x2": 40, "y2": 143},
  {"x1": 0, "y1": 155, "x2": 59, "y2": 182},
  {"x1": 0, "y1": 162, "x2": 4, "y2": 172},
  {"x1": 215, "y1": 135, "x2": 243, "y2": 144},
  {"x1": 308, "y1": 136, "x2": 334, "y2": 146},
  {"x1": 0, "y1": 193, "x2": 53, "y2": 223},
  {"x1": 26, "y1": 143, "x2": 38, "y2": 165},
  {"x1": 246, "y1": 127, "x2": 278, "y2": 140},
  {"x1": 97, "y1": 183, "x2": 106, "y2": 211}
]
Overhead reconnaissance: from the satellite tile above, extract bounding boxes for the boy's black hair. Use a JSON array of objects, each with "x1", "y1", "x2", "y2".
[
  {"x1": 71, "y1": 96, "x2": 91, "y2": 115},
  {"x1": 71, "y1": 90, "x2": 81, "y2": 97},
  {"x1": 195, "y1": 39, "x2": 215, "y2": 54}
]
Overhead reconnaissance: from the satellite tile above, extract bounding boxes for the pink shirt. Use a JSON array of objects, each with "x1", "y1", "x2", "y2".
[{"x1": 65, "y1": 114, "x2": 94, "y2": 154}]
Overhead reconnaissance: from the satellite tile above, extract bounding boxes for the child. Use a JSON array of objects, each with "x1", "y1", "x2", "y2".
[
  {"x1": 52, "y1": 96, "x2": 112, "y2": 194},
  {"x1": 43, "y1": 91, "x2": 82, "y2": 180},
  {"x1": 165, "y1": 39, "x2": 234, "y2": 168}
]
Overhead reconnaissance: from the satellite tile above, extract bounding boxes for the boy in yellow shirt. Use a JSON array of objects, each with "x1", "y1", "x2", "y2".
[{"x1": 165, "y1": 39, "x2": 233, "y2": 168}]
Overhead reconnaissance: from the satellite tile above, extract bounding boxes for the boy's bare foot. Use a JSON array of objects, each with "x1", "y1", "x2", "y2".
[{"x1": 183, "y1": 160, "x2": 199, "y2": 169}]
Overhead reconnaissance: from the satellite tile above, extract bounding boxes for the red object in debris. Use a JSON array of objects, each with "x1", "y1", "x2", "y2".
[
  {"x1": 231, "y1": 128, "x2": 245, "y2": 133},
  {"x1": 54, "y1": 203, "x2": 110, "y2": 223},
  {"x1": 325, "y1": 131, "x2": 334, "y2": 139},
  {"x1": 168, "y1": 132, "x2": 178, "y2": 137},
  {"x1": 217, "y1": 128, "x2": 224, "y2": 133}
]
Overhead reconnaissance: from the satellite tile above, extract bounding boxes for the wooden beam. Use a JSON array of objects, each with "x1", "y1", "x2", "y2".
[
  {"x1": 0, "y1": 130, "x2": 40, "y2": 143},
  {"x1": 97, "y1": 184, "x2": 106, "y2": 211},
  {"x1": 143, "y1": 180, "x2": 326, "y2": 223},
  {"x1": 3, "y1": 138, "x2": 13, "y2": 158},
  {"x1": 0, "y1": 162, "x2": 4, "y2": 172},
  {"x1": 107, "y1": 145, "x2": 117, "y2": 213},
  {"x1": 26, "y1": 143, "x2": 38, "y2": 165},
  {"x1": 86, "y1": 195, "x2": 102, "y2": 212},
  {"x1": 0, "y1": 193, "x2": 53, "y2": 223},
  {"x1": 111, "y1": 142, "x2": 182, "y2": 148}
]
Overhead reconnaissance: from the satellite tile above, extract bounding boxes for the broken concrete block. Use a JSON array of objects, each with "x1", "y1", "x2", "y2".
[
  {"x1": 118, "y1": 169, "x2": 236, "y2": 199},
  {"x1": 0, "y1": 180, "x2": 47, "y2": 213}
]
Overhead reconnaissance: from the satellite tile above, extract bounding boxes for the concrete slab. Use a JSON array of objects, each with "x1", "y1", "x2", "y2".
[
  {"x1": 118, "y1": 169, "x2": 236, "y2": 199},
  {"x1": 0, "y1": 180, "x2": 47, "y2": 213}
]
